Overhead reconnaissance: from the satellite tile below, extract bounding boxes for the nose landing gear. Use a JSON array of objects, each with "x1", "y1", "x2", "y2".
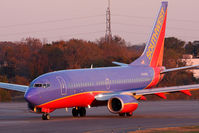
[
  {"x1": 42, "y1": 113, "x2": 50, "y2": 120},
  {"x1": 41, "y1": 107, "x2": 87, "y2": 120}
]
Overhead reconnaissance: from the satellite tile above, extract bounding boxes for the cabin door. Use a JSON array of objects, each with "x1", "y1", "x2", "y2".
[
  {"x1": 105, "y1": 78, "x2": 110, "y2": 90},
  {"x1": 56, "y1": 76, "x2": 67, "y2": 95}
]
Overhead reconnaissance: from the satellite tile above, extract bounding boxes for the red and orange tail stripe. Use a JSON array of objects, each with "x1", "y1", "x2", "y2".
[{"x1": 150, "y1": 10, "x2": 167, "y2": 67}]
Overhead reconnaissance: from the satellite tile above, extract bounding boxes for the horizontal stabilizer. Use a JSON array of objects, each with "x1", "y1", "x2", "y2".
[
  {"x1": 112, "y1": 61, "x2": 128, "y2": 66},
  {"x1": 0, "y1": 82, "x2": 28, "y2": 92},
  {"x1": 161, "y1": 64, "x2": 199, "y2": 74}
]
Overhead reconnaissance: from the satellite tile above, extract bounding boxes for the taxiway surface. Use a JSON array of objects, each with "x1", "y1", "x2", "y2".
[{"x1": 0, "y1": 101, "x2": 199, "y2": 133}]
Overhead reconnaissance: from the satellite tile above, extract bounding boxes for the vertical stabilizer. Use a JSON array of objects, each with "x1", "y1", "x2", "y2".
[{"x1": 131, "y1": 2, "x2": 168, "y2": 67}]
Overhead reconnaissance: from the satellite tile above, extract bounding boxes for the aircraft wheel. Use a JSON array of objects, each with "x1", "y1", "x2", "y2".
[
  {"x1": 42, "y1": 113, "x2": 50, "y2": 120},
  {"x1": 126, "y1": 112, "x2": 133, "y2": 117},
  {"x1": 119, "y1": 113, "x2": 125, "y2": 117},
  {"x1": 79, "y1": 107, "x2": 86, "y2": 117},
  {"x1": 72, "y1": 108, "x2": 79, "y2": 117}
]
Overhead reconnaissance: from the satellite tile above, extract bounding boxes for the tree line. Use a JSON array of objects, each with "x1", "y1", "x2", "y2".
[{"x1": 0, "y1": 36, "x2": 198, "y2": 101}]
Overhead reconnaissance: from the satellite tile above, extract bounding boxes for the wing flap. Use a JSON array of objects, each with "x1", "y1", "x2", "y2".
[
  {"x1": 0, "y1": 82, "x2": 28, "y2": 92},
  {"x1": 180, "y1": 90, "x2": 191, "y2": 96},
  {"x1": 155, "y1": 93, "x2": 167, "y2": 99}
]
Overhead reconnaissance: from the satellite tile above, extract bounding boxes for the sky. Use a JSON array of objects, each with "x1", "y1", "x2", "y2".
[{"x1": 0, "y1": 0, "x2": 199, "y2": 45}]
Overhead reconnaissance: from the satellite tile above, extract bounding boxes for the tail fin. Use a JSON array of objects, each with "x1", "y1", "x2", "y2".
[{"x1": 131, "y1": 1, "x2": 168, "y2": 67}]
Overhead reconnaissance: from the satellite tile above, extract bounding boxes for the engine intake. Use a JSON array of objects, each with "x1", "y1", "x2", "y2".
[{"x1": 108, "y1": 95, "x2": 138, "y2": 114}]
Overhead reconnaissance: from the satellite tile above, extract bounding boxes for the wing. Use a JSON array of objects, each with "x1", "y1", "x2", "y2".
[
  {"x1": 95, "y1": 84, "x2": 199, "y2": 101},
  {"x1": 0, "y1": 82, "x2": 28, "y2": 92}
]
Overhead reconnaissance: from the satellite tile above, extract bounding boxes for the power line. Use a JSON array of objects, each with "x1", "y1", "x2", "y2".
[
  {"x1": 0, "y1": 13, "x2": 198, "y2": 30},
  {"x1": 47, "y1": 30, "x2": 105, "y2": 39},
  {"x1": 112, "y1": 14, "x2": 152, "y2": 20},
  {"x1": 112, "y1": 14, "x2": 199, "y2": 24},
  {"x1": 0, "y1": 10, "x2": 198, "y2": 43},
  {"x1": 1, "y1": 13, "x2": 198, "y2": 32},
  {"x1": 113, "y1": 30, "x2": 199, "y2": 40},
  {"x1": 112, "y1": 22, "x2": 199, "y2": 32},
  {"x1": 1, "y1": 20, "x2": 198, "y2": 41},
  {"x1": 0, "y1": 14, "x2": 105, "y2": 29},
  {"x1": 113, "y1": 30, "x2": 147, "y2": 35},
  {"x1": 0, "y1": 30, "x2": 105, "y2": 42},
  {"x1": 0, "y1": 23, "x2": 104, "y2": 37},
  {"x1": 4, "y1": 21, "x2": 198, "y2": 38},
  {"x1": 113, "y1": 22, "x2": 152, "y2": 28}
]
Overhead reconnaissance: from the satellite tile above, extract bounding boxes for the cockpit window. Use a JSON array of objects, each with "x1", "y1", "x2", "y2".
[
  {"x1": 43, "y1": 83, "x2": 50, "y2": 88},
  {"x1": 34, "y1": 84, "x2": 42, "y2": 87},
  {"x1": 34, "y1": 83, "x2": 50, "y2": 88}
]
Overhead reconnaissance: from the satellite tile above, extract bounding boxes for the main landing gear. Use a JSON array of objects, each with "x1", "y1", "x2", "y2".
[
  {"x1": 72, "y1": 107, "x2": 86, "y2": 117},
  {"x1": 119, "y1": 112, "x2": 133, "y2": 117},
  {"x1": 42, "y1": 113, "x2": 50, "y2": 120}
]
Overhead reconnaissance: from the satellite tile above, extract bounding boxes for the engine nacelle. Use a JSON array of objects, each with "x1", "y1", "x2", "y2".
[{"x1": 107, "y1": 95, "x2": 138, "y2": 114}]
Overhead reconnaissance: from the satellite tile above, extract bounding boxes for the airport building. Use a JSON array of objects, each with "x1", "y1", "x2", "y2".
[{"x1": 181, "y1": 54, "x2": 199, "y2": 78}]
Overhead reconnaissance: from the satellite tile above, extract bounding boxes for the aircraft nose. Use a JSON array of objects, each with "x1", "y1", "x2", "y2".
[{"x1": 24, "y1": 89, "x2": 38, "y2": 105}]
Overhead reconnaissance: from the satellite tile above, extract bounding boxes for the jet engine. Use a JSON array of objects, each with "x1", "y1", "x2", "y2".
[{"x1": 107, "y1": 95, "x2": 138, "y2": 114}]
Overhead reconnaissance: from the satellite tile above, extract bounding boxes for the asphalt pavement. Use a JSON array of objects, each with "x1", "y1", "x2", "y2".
[{"x1": 0, "y1": 100, "x2": 199, "y2": 133}]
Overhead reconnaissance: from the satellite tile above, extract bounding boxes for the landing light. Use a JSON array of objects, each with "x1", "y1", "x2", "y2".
[
  {"x1": 65, "y1": 108, "x2": 68, "y2": 112},
  {"x1": 96, "y1": 94, "x2": 103, "y2": 98}
]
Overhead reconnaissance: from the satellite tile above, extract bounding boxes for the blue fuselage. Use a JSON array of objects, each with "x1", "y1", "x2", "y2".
[{"x1": 25, "y1": 65, "x2": 155, "y2": 107}]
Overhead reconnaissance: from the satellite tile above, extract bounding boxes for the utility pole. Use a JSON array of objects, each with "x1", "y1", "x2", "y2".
[{"x1": 105, "y1": 0, "x2": 112, "y2": 44}]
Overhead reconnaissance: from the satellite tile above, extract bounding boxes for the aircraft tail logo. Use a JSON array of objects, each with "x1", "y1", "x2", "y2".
[{"x1": 131, "y1": 1, "x2": 168, "y2": 67}]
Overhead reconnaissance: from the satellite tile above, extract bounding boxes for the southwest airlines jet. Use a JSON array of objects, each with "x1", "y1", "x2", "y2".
[{"x1": 1, "y1": 1, "x2": 199, "y2": 120}]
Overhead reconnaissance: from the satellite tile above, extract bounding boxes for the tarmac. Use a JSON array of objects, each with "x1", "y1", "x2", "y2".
[{"x1": 0, "y1": 100, "x2": 199, "y2": 133}]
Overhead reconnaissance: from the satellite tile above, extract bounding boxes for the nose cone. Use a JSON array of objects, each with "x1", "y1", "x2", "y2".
[{"x1": 24, "y1": 88, "x2": 39, "y2": 105}]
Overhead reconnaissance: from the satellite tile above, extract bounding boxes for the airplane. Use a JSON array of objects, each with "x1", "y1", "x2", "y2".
[{"x1": 0, "y1": 1, "x2": 199, "y2": 120}]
